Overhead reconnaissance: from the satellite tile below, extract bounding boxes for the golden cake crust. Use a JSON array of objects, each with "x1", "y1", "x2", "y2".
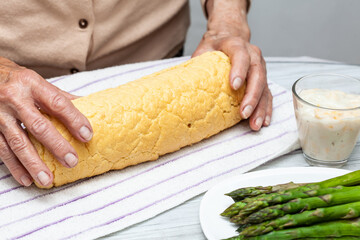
[{"x1": 30, "y1": 51, "x2": 245, "y2": 187}]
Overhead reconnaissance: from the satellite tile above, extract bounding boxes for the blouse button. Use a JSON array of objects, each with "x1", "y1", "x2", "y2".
[
  {"x1": 79, "y1": 19, "x2": 88, "y2": 29},
  {"x1": 70, "y1": 68, "x2": 79, "y2": 74}
]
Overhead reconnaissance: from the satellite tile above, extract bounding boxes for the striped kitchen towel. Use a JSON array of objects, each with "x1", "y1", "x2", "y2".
[{"x1": 0, "y1": 56, "x2": 299, "y2": 240}]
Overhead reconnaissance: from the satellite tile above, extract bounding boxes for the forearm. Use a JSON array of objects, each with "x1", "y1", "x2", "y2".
[{"x1": 205, "y1": 0, "x2": 250, "y2": 41}]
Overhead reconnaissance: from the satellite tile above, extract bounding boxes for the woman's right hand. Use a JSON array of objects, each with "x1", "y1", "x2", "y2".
[{"x1": 0, "y1": 57, "x2": 93, "y2": 187}]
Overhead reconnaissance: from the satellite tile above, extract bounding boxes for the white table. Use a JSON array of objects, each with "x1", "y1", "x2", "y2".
[{"x1": 100, "y1": 57, "x2": 360, "y2": 239}]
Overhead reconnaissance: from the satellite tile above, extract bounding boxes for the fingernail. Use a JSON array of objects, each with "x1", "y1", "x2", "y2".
[
  {"x1": 232, "y1": 77, "x2": 243, "y2": 90},
  {"x1": 21, "y1": 175, "x2": 33, "y2": 187},
  {"x1": 80, "y1": 126, "x2": 93, "y2": 141},
  {"x1": 265, "y1": 116, "x2": 271, "y2": 125},
  {"x1": 255, "y1": 117, "x2": 263, "y2": 128},
  {"x1": 64, "y1": 153, "x2": 78, "y2": 168},
  {"x1": 242, "y1": 105, "x2": 253, "y2": 119},
  {"x1": 37, "y1": 171, "x2": 51, "y2": 186}
]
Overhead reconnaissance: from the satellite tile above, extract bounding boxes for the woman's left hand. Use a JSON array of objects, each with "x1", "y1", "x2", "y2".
[{"x1": 193, "y1": 0, "x2": 272, "y2": 131}]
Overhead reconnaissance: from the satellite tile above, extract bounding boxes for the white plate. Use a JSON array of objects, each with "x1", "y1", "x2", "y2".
[{"x1": 199, "y1": 167, "x2": 351, "y2": 240}]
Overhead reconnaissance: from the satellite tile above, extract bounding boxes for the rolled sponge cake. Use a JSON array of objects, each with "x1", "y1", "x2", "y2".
[{"x1": 30, "y1": 51, "x2": 245, "y2": 187}]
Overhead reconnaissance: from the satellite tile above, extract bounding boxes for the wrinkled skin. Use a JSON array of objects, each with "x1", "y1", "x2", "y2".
[{"x1": 0, "y1": 57, "x2": 93, "y2": 187}]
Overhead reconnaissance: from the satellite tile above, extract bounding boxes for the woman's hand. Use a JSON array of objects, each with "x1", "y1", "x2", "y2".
[
  {"x1": 193, "y1": 0, "x2": 272, "y2": 131},
  {"x1": 0, "y1": 57, "x2": 93, "y2": 187}
]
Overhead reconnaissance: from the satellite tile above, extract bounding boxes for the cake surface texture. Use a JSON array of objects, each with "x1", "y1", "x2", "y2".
[{"x1": 30, "y1": 51, "x2": 246, "y2": 187}]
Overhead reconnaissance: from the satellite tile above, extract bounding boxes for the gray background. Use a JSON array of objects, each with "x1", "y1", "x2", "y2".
[{"x1": 185, "y1": 0, "x2": 360, "y2": 64}]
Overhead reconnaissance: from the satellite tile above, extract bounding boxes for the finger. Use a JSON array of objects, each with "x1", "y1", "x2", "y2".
[
  {"x1": 0, "y1": 133, "x2": 33, "y2": 186},
  {"x1": 31, "y1": 81, "x2": 93, "y2": 142},
  {"x1": 239, "y1": 49, "x2": 267, "y2": 119},
  {"x1": 1, "y1": 120, "x2": 53, "y2": 187},
  {"x1": 220, "y1": 40, "x2": 250, "y2": 91},
  {"x1": 248, "y1": 87, "x2": 269, "y2": 131},
  {"x1": 192, "y1": 43, "x2": 215, "y2": 58},
  {"x1": 16, "y1": 104, "x2": 78, "y2": 168},
  {"x1": 263, "y1": 87, "x2": 273, "y2": 126}
]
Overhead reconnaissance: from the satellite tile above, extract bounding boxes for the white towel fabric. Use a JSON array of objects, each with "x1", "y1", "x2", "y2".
[{"x1": 0, "y1": 56, "x2": 299, "y2": 240}]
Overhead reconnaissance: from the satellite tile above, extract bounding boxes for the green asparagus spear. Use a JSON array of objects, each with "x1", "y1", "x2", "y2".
[
  {"x1": 236, "y1": 224, "x2": 251, "y2": 233},
  {"x1": 319, "y1": 170, "x2": 360, "y2": 187},
  {"x1": 236, "y1": 184, "x2": 356, "y2": 219},
  {"x1": 226, "y1": 182, "x2": 305, "y2": 202},
  {"x1": 240, "y1": 201, "x2": 360, "y2": 237},
  {"x1": 223, "y1": 170, "x2": 360, "y2": 218},
  {"x1": 243, "y1": 217, "x2": 360, "y2": 239},
  {"x1": 222, "y1": 201, "x2": 248, "y2": 217},
  {"x1": 225, "y1": 236, "x2": 360, "y2": 240},
  {"x1": 296, "y1": 238, "x2": 360, "y2": 240},
  {"x1": 245, "y1": 185, "x2": 360, "y2": 224},
  {"x1": 223, "y1": 236, "x2": 244, "y2": 240},
  {"x1": 222, "y1": 186, "x2": 318, "y2": 218},
  {"x1": 227, "y1": 186, "x2": 344, "y2": 220},
  {"x1": 297, "y1": 238, "x2": 360, "y2": 240},
  {"x1": 226, "y1": 186, "x2": 273, "y2": 202}
]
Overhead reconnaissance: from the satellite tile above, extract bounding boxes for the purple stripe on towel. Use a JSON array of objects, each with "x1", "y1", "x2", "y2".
[
  {"x1": 0, "y1": 94, "x2": 292, "y2": 211},
  {"x1": 49, "y1": 57, "x2": 188, "y2": 86},
  {"x1": 0, "y1": 174, "x2": 11, "y2": 181},
  {"x1": 13, "y1": 131, "x2": 292, "y2": 239},
  {"x1": 0, "y1": 180, "x2": 86, "y2": 211},
  {"x1": 272, "y1": 90, "x2": 287, "y2": 98},
  {"x1": 48, "y1": 76, "x2": 67, "y2": 84},
  {"x1": 2, "y1": 89, "x2": 294, "y2": 238},
  {"x1": 62, "y1": 151, "x2": 279, "y2": 240},
  {"x1": 273, "y1": 99, "x2": 292, "y2": 110},
  {"x1": 0, "y1": 186, "x2": 22, "y2": 195},
  {"x1": 68, "y1": 58, "x2": 187, "y2": 94},
  {"x1": 0, "y1": 110, "x2": 293, "y2": 212}
]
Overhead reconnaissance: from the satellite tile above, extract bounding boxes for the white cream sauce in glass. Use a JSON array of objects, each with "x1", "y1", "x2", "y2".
[
  {"x1": 296, "y1": 89, "x2": 360, "y2": 161},
  {"x1": 294, "y1": 88, "x2": 360, "y2": 163}
]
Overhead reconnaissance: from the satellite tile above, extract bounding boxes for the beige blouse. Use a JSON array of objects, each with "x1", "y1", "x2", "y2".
[{"x1": 0, "y1": 1, "x2": 191, "y2": 78}]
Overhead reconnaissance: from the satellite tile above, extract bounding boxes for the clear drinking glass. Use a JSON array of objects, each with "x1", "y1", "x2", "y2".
[{"x1": 292, "y1": 73, "x2": 360, "y2": 167}]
